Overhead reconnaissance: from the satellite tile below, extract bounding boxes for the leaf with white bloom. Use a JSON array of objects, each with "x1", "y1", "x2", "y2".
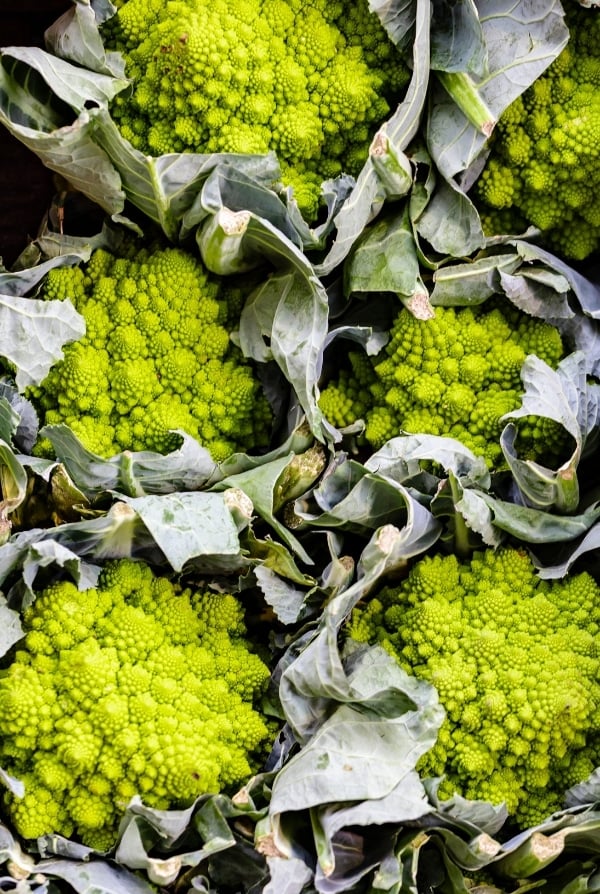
[
  {"x1": 34, "y1": 858, "x2": 156, "y2": 894},
  {"x1": 0, "y1": 253, "x2": 92, "y2": 298},
  {"x1": 41, "y1": 425, "x2": 219, "y2": 498},
  {"x1": 1, "y1": 46, "x2": 127, "y2": 111},
  {"x1": 119, "y1": 492, "x2": 247, "y2": 573},
  {"x1": 365, "y1": 434, "x2": 490, "y2": 489},
  {"x1": 271, "y1": 646, "x2": 442, "y2": 883},
  {"x1": 513, "y1": 240, "x2": 600, "y2": 319},
  {"x1": 316, "y1": 0, "x2": 431, "y2": 276},
  {"x1": 501, "y1": 352, "x2": 600, "y2": 513},
  {"x1": 0, "y1": 295, "x2": 85, "y2": 391},
  {"x1": 533, "y1": 522, "x2": 600, "y2": 579},
  {"x1": 0, "y1": 597, "x2": 23, "y2": 659},
  {"x1": 428, "y1": 0, "x2": 569, "y2": 178},
  {"x1": 45, "y1": 0, "x2": 126, "y2": 78}
]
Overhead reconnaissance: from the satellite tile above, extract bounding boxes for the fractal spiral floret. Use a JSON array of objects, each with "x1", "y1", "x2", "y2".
[
  {"x1": 0, "y1": 560, "x2": 271, "y2": 849},
  {"x1": 102, "y1": 0, "x2": 409, "y2": 219}
]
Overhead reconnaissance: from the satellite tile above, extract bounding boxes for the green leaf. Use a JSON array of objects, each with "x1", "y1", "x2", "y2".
[
  {"x1": 465, "y1": 492, "x2": 600, "y2": 545},
  {"x1": 0, "y1": 398, "x2": 19, "y2": 446},
  {"x1": 412, "y1": 176, "x2": 485, "y2": 257},
  {"x1": 0, "y1": 384, "x2": 38, "y2": 454},
  {"x1": 432, "y1": 473, "x2": 501, "y2": 551},
  {"x1": 430, "y1": 253, "x2": 522, "y2": 305},
  {"x1": 185, "y1": 163, "x2": 297, "y2": 248},
  {"x1": 0, "y1": 596, "x2": 23, "y2": 658},
  {"x1": 298, "y1": 458, "x2": 432, "y2": 537},
  {"x1": 0, "y1": 294, "x2": 85, "y2": 391},
  {"x1": 119, "y1": 491, "x2": 246, "y2": 573},
  {"x1": 45, "y1": 0, "x2": 126, "y2": 78},
  {"x1": 370, "y1": 0, "x2": 417, "y2": 52},
  {"x1": 501, "y1": 352, "x2": 600, "y2": 513},
  {"x1": 345, "y1": 208, "x2": 421, "y2": 298},
  {"x1": 427, "y1": 0, "x2": 569, "y2": 178},
  {"x1": 217, "y1": 454, "x2": 314, "y2": 564},
  {"x1": 280, "y1": 511, "x2": 441, "y2": 743},
  {"x1": 316, "y1": 0, "x2": 431, "y2": 277},
  {"x1": 0, "y1": 438, "x2": 28, "y2": 524},
  {"x1": 41, "y1": 425, "x2": 219, "y2": 498},
  {"x1": 240, "y1": 266, "x2": 328, "y2": 441}
]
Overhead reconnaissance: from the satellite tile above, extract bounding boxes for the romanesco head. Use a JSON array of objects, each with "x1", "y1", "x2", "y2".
[
  {"x1": 347, "y1": 547, "x2": 600, "y2": 827},
  {"x1": 101, "y1": 0, "x2": 409, "y2": 220},
  {"x1": 0, "y1": 559, "x2": 271, "y2": 848},
  {"x1": 30, "y1": 245, "x2": 272, "y2": 461},
  {"x1": 474, "y1": 3, "x2": 600, "y2": 259},
  {"x1": 319, "y1": 300, "x2": 567, "y2": 470}
]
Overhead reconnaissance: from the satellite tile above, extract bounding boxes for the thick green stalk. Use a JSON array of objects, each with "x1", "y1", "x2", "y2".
[{"x1": 436, "y1": 71, "x2": 496, "y2": 137}]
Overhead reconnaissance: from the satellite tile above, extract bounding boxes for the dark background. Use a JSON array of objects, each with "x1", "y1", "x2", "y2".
[{"x1": 1, "y1": 1, "x2": 72, "y2": 267}]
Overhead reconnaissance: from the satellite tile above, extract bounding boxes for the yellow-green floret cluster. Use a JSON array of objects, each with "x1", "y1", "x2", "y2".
[
  {"x1": 474, "y1": 4, "x2": 600, "y2": 259},
  {"x1": 30, "y1": 246, "x2": 272, "y2": 461},
  {"x1": 102, "y1": 0, "x2": 409, "y2": 219},
  {"x1": 319, "y1": 301, "x2": 566, "y2": 469},
  {"x1": 347, "y1": 547, "x2": 600, "y2": 828},
  {"x1": 0, "y1": 559, "x2": 271, "y2": 849}
]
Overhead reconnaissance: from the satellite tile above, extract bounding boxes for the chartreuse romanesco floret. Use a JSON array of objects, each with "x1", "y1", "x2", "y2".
[
  {"x1": 101, "y1": 0, "x2": 409, "y2": 219},
  {"x1": 29, "y1": 245, "x2": 272, "y2": 462},
  {"x1": 319, "y1": 300, "x2": 567, "y2": 470},
  {"x1": 348, "y1": 547, "x2": 600, "y2": 828},
  {"x1": 0, "y1": 559, "x2": 271, "y2": 850},
  {"x1": 474, "y1": 3, "x2": 600, "y2": 259}
]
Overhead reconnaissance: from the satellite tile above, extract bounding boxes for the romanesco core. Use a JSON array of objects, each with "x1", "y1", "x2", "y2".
[
  {"x1": 102, "y1": 0, "x2": 409, "y2": 219},
  {"x1": 348, "y1": 547, "x2": 600, "y2": 828},
  {"x1": 0, "y1": 559, "x2": 271, "y2": 849},
  {"x1": 319, "y1": 301, "x2": 566, "y2": 470},
  {"x1": 31, "y1": 246, "x2": 272, "y2": 461}
]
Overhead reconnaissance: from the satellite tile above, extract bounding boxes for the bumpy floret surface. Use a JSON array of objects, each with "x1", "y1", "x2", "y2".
[
  {"x1": 31, "y1": 246, "x2": 272, "y2": 461},
  {"x1": 102, "y1": 0, "x2": 409, "y2": 219},
  {"x1": 319, "y1": 301, "x2": 566, "y2": 469},
  {"x1": 348, "y1": 547, "x2": 600, "y2": 827},
  {"x1": 475, "y1": 4, "x2": 600, "y2": 259},
  {"x1": 0, "y1": 559, "x2": 271, "y2": 849}
]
